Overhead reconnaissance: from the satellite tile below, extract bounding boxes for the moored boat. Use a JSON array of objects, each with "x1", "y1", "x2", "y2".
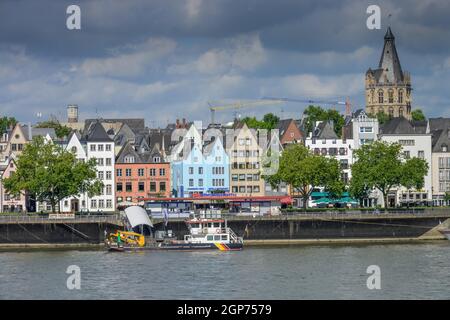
[
  {"x1": 439, "y1": 229, "x2": 450, "y2": 240},
  {"x1": 105, "y1": 206, "x2": 243, "y2": 252}
]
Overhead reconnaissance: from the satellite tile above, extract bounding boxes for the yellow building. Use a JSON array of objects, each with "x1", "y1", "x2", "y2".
[
  {"x1": 229, "y1": 123, "x2": 265, "y2": 196},
  {"x1": 365, "y1": 27, "x2": 412, "y2": 119}
]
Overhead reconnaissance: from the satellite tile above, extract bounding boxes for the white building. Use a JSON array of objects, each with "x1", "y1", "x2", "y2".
[
  {"x1": 305, "y1": 120, "x2": 354, "y2": 184},
  {"x1": 349, "y1": 110, "x2": 379, "y2": 149},
  {"x1": 379, "y1": 117, "x2": 432, "y2": 206},
  {"x1": 38, "y1": 121, "x2": 116, "y2": 213}
]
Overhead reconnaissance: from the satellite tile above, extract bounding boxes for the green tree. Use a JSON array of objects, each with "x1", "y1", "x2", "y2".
[
  {"x1": 303, "y1": 105, "x2": 345, "y2": 137},
  {"x1": 411, "y1": 109, "x2": 426, "y2": 121},
  {"x1": 368, "y1": 111, "x2": 390, "y2": 125},
  {"x1": 350, "y1": 141, "x2": 428, "y2": 208},
  {"x1": 265, "y1": 144, "x2": 342, "y2": 210},
  {"x1": 3, "y1": 136, "x2": 103, "y2": 213},
  {"x1": 262, "y1": 113, "x2": 280, "y2": 129},
  {"x1": 0, "y1": 117, "x2": 17, "y2": 134},
  {"x1": 400, "y1": 157, "x2": 429, "y2": 206},
  {"x1": 35, "y1": 120, "x2": 72, "y2": 139},
  {"x1": 242, "y1": 113, "x2": 280, "y2": 130}
]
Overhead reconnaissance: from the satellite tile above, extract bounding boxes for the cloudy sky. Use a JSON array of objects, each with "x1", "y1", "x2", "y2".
[{"x1": 1, "y1": 0, "x2": 450, "y2": 126}]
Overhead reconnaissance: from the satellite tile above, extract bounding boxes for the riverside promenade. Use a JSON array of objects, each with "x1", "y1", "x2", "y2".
[{"x1": 1, "y1": 209, "x2": 450, "y2": 248}]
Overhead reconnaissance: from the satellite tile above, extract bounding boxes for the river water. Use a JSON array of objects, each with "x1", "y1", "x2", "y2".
[{"x1": 0, "y1": 242, "x2": 449, "y2": 299}]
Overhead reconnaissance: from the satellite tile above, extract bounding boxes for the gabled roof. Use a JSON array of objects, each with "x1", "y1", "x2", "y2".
[
  {"x1": 18, "y1": 124, "x2": 57, "y2": 141},
  {"x1": 84, "y1": 118, "x2": 145, "y2": 134},
  {"x1": 380, "y1": 117, "x2": 427, "y2": 135},
  {"x1": 276, "y1": 119, "x2": 293, "y2": 136},
  {"x1": 312, "y1": 121, "x2": 338, "y2": 140},
  {"x1": 116, "y1": 142, "x2": 143, "y2": 163},
  {"x1": 429, "y1": 118, "x2": 450, "y2": 152},
  {"x1": 84, "y1": 120, "x2": 113, "y2": 142}
]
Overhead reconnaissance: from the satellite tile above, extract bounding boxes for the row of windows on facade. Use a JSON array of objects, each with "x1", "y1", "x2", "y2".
[
  {"x1": 117, "y1": 168, "x2": 166, "y2": 177},
  {"x1": 369, "y1": 106, "x2": 408, "y2": 117},
  {"x1": 310, "y1": 139, "x2": 349, "y2": 145},
  {"x1": 10, "y1": 143, "x2": 24, "y2": 151},
  {"x1": 117, "y1": 181, "x2": 167, "y2": 193},
  {"x1": 98, "y1": 171, "x2": 113, "y2": 180},
  {"x1": 75, "y1": 157, "x2": 113, "y2": 166},
  {"x1": 403, "y1": 150, "x2": 425, "y2": 159},
  {"x1": 187, "y1": 179, "x2": 224, "y2": 187},
  {"x1": 88, "y1": 144, "x2": 112, "y2": 152},
  {"x1": 370, "y1": 89, "x2": 407, "y2": 104},
  {"x1": 186, "y1": 167, "x2": 225, "y2": 175},
  {"x1": 400, "y1": 193, "x2": 428, "y2": 200},
  {"x1": 58, "y1": 199, "x2": 113, "y2": 209},
  {"x1": 2, "y1": 205, "x2": 23, "y2": 212},
  {"x1": 231, "y1": 174, "x2": 261, "y2": 182},
  {"x1": 438, "y1": 157, "x2": 450, "y2": 168},
  {"x1": 231, "y1": 186, "x2": 261, "y2": 193},
  {"x1": 231, "y1": 162, "x2": 260, "y2": 170},
  {"x1": 123, "y1": 155, "x2": 161, "y2": 163},
  {"x1": 312, "y1": 147, "x2": 349, "y2": 156},
  {"x1": 231, "y1": 150, "x2": 260, "y2": 157}
]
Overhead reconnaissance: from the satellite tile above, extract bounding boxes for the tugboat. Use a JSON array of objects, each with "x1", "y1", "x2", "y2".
[{"x1": 105, "y1": 206, "x2": 243, "y2": 252}]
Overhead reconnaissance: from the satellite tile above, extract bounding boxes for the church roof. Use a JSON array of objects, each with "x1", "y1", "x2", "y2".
[{"x1": 367, "y1": 27, "x2": 405, "y2": 84}]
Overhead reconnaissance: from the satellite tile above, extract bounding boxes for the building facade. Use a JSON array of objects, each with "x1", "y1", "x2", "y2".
[
  {"x1": 115, "y1": 142, "x2": 171, "y2": 204},
  {"x1": 365, "y1": 27, "x2": 412, "y2": 120},
  {"x1": 50, "y1": 121, "x2": 116, "y2": 213},
  {"x1": 429, "y1": 118, "x2": 450, "y2": 206},
  {"x1": 305, "y1": 120, "x2": 354, "y2": 185},
  {"x1": 379, "y1": 118, "x2": 432, "y2": 206},
  {"x1": 171, "y1": 135, "x2": 230, "y2": 198},
  {"x1": 229, "y1": 123, "x2": 264, "y2": 196}
]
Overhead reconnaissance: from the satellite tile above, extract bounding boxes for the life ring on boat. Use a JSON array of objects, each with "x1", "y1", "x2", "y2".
[{"x1": 216, "y1": 228, "x2": 221, "y2": 233}]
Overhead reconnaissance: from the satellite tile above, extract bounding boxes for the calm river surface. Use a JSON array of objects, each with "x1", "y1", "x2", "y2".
[{"x1": 0, "y1": 242, "x2": 449, "y2": 299}]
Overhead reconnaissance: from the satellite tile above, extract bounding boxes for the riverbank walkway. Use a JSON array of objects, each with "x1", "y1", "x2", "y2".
[{"x1": 0, "y1": 214, "x2": 124, "y2": 225}]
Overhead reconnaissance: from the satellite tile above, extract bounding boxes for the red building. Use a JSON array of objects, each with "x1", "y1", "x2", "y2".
[{"x1": 115, "y1": 143, "x2": 171, "y2": 205}]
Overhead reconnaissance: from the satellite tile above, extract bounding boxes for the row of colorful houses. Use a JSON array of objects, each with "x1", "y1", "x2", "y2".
[{"x1": 0, "y1": 114, "x2": 295, "y2": 213}]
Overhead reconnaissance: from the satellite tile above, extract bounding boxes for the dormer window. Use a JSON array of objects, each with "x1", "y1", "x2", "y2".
[
  {"x1": 124, "y1": 155, "x2": 135, "y2": 163},
  {"x1": 442, "y1": 144, "x2": 448, "y2": 152},
  {"x1": 153, "y1": 156, "x2": 161, "y2": 162}
]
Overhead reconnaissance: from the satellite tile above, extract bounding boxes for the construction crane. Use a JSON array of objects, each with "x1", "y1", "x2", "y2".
[
  {"x1": 208, "y1": 97, "x2": 352, "y2": 124},
  {"x1": 262, "y1": 97, "x2": 352, "y2": 116},
  {"x1": 208, "y1": 99, "x2": 284, "y2": 124}
]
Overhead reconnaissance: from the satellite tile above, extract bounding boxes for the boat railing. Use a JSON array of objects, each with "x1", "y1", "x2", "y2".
[{"x1": 225, "y1": 227, "x2": 242, "y2": 243}]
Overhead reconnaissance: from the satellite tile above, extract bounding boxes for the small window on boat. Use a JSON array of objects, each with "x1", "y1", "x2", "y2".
[
  {"x1": 213, "y1": 222, "x2": 220, "y2": 228},
  {"x1": 214, "y1": 235, "x2": 221, "y2": 241},
  {"x1": 190, "y1": 223, "x2": 200, "y2": 228},
  {"x1": 221, "y1": 235, "x2": 228, "y2": 241},
  {"x1": 207, "y1": 223, "x2": 213, "y2": 228},
  {"x1": 207, "y1": 235, "x2": 213, "y2": 241}
]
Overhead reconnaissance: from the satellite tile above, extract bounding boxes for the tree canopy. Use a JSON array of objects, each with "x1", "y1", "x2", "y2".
[
  {"x1": 242, "y1": 113, "x2": 280, "y2": 130},
  {"x1": 0, "y1": 117, "x2": 17, "y2": 134},
  {"x1": 3, "y1": 136, "x2": 103, "y2": 212},
  {"x1": 411, "y1": 109, "x2": 426, "y2": 121},
  {"x1": 350, "y1": 141, "x2": 428, "y2": 208},
  {"x1": 264, "y1": 144, "x2": 343, "y2": 210},
  {"x1": 302, "y1": 105, "x2": 345, "y2": 137},
  {"x1": 35, "y1": 120, "x2": 72, "y2": 139}
]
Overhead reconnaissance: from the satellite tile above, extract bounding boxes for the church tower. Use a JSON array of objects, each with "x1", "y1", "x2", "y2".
[{"x1": 365, "y1": 27, "x2": 412, "y2": 119}]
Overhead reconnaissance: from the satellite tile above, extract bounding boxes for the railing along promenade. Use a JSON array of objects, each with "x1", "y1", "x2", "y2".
[{"x1": 0, "y1": 213, "x2": 123, "y2": 225}]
